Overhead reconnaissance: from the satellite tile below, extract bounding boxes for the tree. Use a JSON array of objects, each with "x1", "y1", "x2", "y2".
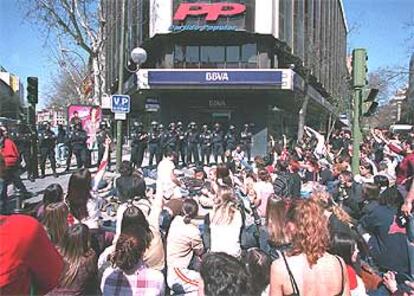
[{"x1": 20, "y1": 0, "x2": 107, "y2": 105}]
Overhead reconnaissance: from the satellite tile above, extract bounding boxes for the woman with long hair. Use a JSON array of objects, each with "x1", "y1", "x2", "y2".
[
  {"x1": 254, "y1": 168, "x2": 274, "y2": 217},
  {"x1": 66, "y1": 137, "x2": 110, "y2": 230},
  {"x1": 42, "y1": 201, "x2": 68, "y2": 245},
  {"x1": 167, "y1": 198, "x2": 204, "y2": 294},
  {"x1": 330, "y1": 232, "x2": 367, "y2": 296},
  {"x1": 209, "y1": 185, "x2": 243, "y2": 257},
  {"x1": 98, "y1": 203, "x2": 165, "y2": 272},
  {"x1": 101, "y1": 225, "x2": 164, "y2": 296},
  {"x1": 48, "y1": 224, "x2": 97, "y2": 295},
  {"x1": 266, "y1": 196, "x2": 290, "y2": 250},
  {"x1": 269, "y1": 199, "x2": 350, "y2": 296},
  {"x1": 36, "y1": 183, "x2": 64, "y2": 220}
]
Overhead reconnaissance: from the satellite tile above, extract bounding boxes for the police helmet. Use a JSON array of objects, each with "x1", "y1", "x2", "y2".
[
  {"x1": 43, "y1": 121, "x2": 51, "y2": 128},
  {"x1": 151, "y1": 121, "x2": 158, "y2": 127},
  {"x1": 202, "y1": 124, "x2": 208, "y2": 130},
  {"x1": 229, "y1": 125, "x2": 235, "y2": 130},
  {"x1": 177, "y1": 121, "x2": 183, "y2": 127},
  {"x1": 133, "y1": 121, "x2": 143, "y2": 127},
  {"x1": 158, "y1": 124, "x2": 164, "y2": 130},
  {"x1": 169, "y1": 122, "x2": 176, "y2": 129},
  {"x1": 100, "y1": 122, "x2": 107, "y2": 129},
  {"x1": 244, "y1": 123, "x2": 249, "y2": 128}
]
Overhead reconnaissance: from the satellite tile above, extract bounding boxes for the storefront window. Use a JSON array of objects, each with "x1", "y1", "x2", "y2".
[
  {"x1": 173, "y1": 43, "x2": 258, "y2": 68},
  {"x1": 185, "y1": 46, "x2": 200, "y2": 68},
  {"x1": 241, "y1": 43, "x2": 257, "y2": 68},
  {"x1": 226, "y1": 46, "x2": 240, "y2": 68},
  {"x1": 201, "y1": 46, "x2": 225, "y2": 68}
]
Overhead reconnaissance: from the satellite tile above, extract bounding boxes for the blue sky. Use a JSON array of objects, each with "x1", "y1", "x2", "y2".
[{"x1": 0, "y1": 0, "x2": 413, "y2": 108}]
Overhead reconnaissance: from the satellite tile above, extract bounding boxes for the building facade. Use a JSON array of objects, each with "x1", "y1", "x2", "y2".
[
  {"x1": 103, "y1": 0, "x2": 348, "y2": 155},
  {"x1": 0, "y1": 66, "x2": 25, "y2": 119},
  {"x1": 37, "y1": 108, "x2": 67, "y2": 127}
]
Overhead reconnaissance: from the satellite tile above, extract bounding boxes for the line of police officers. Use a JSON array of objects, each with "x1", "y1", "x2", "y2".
[
  {"x1": 130, "y1": 121, "x2": 253, "y2": 168},
  {"x1": 11, "y1": 118, "x2": 112, "y2": 180}
]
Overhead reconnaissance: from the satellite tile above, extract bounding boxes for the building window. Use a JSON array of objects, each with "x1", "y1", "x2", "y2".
[
  {"x1": 241, "y1": 43, "x2": 257, "y2": 68},
  {"x1": 226, "y1": 46, "x2": 240, "y2": 68},
  {"x1": 185, "y1": 46, "x2": 200, "y2": 68},
  {"x1": 201, "y1": 46, "x2": 225, "y2": 68}
]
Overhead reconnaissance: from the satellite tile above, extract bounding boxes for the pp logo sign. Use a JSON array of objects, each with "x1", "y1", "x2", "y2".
[
  {"x1": 111, "y1": 95, "x2": 131, "y2": 113},
  {"x1": 173, "y1": 3, "x2": 246, "y2": 22}
]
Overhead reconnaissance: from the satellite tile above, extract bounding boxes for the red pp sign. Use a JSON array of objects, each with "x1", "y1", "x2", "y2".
[{"x1": 173, "y1": 3, "x2": 246, "y2": 22}]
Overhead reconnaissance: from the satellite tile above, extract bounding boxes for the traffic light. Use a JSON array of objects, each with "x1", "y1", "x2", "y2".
[
  {"x1": 27, "y1": 77, "x2": 38, "y2": 105},
  {"x1": 362, "y1": 88, "x2": 379, "y2": 117},
  {"x1": 352, "y1": 49, "x2": 368, "y2": 88}
]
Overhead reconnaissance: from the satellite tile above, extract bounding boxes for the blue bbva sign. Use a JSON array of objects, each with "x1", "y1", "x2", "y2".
[{"x1": 148, "y1": 70, "x2": 283, "y2": 86}]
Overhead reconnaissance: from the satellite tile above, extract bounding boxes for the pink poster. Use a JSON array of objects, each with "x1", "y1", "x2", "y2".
[{"x1": 68, "y1": 105, "x2": 101, "y2": 150}]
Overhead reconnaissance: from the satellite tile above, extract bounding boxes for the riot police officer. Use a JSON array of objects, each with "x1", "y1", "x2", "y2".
[
  {"x1": 158, "y1": 123, "x2": 168, "y2": 162},
  {"x1": 39, "y1": 122, "x2": 58, "y2": 178},
  {"x1": 69, "y1": 122, "x2": 88, "y2": 169},
  {"x1": 199, "y1": 124, "x2": 212, "y2": 166},
  {"x1": 14, "y1": 123, "x2": 35, "y2": 181},
  {"x1": 163, "y1": 123, "x2": 178, "y2": 162},
  {"x1": 186, "y1": 122, "x2": 199, "y2": 165},
  {"x1": 130, "y1": 121, "x2": 147, "y2": 168},
  {"x1": 212, "y1": 123, "x2": 225, "y2": 164},
  {"x1": 225, "y1": 125, "x2": 238, "y2": 152},
  {"x1": 97, "y1": 122, "x2": 112, "y2": 170},
  {"x1": 148, "y1": 121, "x2": 161, "y2": 167},
  {"x1": 176, "y1": 121, "x2": 187, "y2": 166},
  {"x1": 240, "y1": 123, "x2": 253, "y2": 161}
]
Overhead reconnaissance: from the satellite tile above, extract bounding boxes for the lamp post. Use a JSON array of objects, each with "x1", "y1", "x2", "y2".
[{"x1": 115, "y1": 0, "x2": 147, "y2": 171}]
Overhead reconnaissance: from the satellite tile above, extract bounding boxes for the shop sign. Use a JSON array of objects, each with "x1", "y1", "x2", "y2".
[
  {"x1": 148, "y1": 70, "x2": 283, "y2": 86},
  {"x1": 209, "y1": 99, "x2": 226, "y2": 108},
  {"x1": 169, "y1": 24, "x2": 237, "y2": 32},
  {"x1": 173, "y1": 3, "x2": 246, "y2": 22}
]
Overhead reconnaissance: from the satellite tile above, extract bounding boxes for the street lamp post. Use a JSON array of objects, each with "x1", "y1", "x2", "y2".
[{"x1": 115, "y1": 0, "x2": 147, "y2": 171}]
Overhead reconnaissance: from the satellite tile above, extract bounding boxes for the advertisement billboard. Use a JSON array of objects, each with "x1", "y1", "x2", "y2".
[{"x1": 67, "y1": 105, "x2": 102, "y2": 150}]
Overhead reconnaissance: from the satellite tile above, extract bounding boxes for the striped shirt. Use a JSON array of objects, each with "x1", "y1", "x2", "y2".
[{"x1": 100, "y1": 261, "x2": 164, "y2": 296}]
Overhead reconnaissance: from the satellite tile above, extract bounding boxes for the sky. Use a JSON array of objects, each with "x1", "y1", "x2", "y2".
[{"x1": 0, "y1": 0, "x2": 413, "y2": 108}]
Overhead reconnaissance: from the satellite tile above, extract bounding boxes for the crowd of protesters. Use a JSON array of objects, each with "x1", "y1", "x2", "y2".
[{"x1": 0, "y1": 123, "x2": 413, "y2": 296}]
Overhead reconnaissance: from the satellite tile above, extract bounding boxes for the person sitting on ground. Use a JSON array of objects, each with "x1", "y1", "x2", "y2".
[
  {"x1": 0, "y1": 214, "x2": 64, "y2": 295},
  {"x1": 242, "y1": 248, "x2": 272, "y2": 296},
  {"x1": 167, "y1": 198, "x2": 204, "y2": 295},
  {"x1": 208, "y1": 186, "x2": 243, "y2": 257},
  {"x1": 99, "y1": 203, "x2": 164, "y2": 272},
  {"x1": 42, "y1": 201, "x2": 69, "y2": 245},
  {"x1": 47, "y1": 224, "x2": 98, "y2": 296},
  {"x1": 100, "y1": 224, "x2": 164, "y2": 296},
  {"x1": 269, "y1": 199, "x2": 350, "y2": 296},
  {"x1": 35, "y1": 183, "x2": 64, "y2": 220},
  {"x1": 114, "y1": 161, "x2": 146, "y2": 203},
  {"x1": 329, "y1": 232, "x2": 367, "y2": 296},
  {"x1": 156, "y1": 149, "x2": 183, "y2": 200},
  {"x1": 199, "y1": 252, "x2": 252, "y2": 296}
]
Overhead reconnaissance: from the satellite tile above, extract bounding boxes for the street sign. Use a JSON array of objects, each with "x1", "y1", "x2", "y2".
[
  {"x1": 111, "y1": 94, "x2": 131, "y2": 113},
  {"x1": 114, "y1": 112, "x2": 127, "y2": 120}
]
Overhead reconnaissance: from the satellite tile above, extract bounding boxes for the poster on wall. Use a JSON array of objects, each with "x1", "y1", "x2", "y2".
[{"x1": 67, "y1": 105, "x2": 102, "y2": 150}]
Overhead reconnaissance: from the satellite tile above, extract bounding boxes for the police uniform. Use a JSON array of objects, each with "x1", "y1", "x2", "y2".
[
  {"x1": 148, "y1": 123, "x2": 161, "y2": 167},
  {"x1": 166, "y1": 123, "x2": 179, "y2": 151},
  {"x1": 97, "y1": 124, "x2": 112, "y2": 169},
  {"x1": 186, "y1": 123, "x2": 199, "y2": 165},
  {"x1": 130, "y1": 123, "x2": 147, "y2": 168},
  {"x1": 240, "y1": 125, "x2": 253, "y2": 161},
  {"x1": 69, "y1": 124, "x2": 88, "y2": 168},
  {"x1": 212, "y1": 125, "x2": 224, "y2": 164},
  {"x1": 14, "y1": 125, "x2": 34, "y2": 180},
  {"x1": 158, "y1": 124, "x2": 168, "y2": 162},
  {"x1": 176, "y1": 122, "x2": 187, "y2": 165},
  {"x1": 199, "y1": 126, "x2": 212, "y2": 165},
  {"x1": 225, "y1": 125, "x2": 238, "y2": 153},
  {"x1": 39, "y1": 124, "x2": 58, "y2": 178}
]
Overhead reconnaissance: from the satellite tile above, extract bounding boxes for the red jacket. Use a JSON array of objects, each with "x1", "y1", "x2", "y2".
[
  {"x1": 0, "y1": 138, "x2": 20, "y2": 167},
  {"x1": 0, "y1": 215, "x2": 63, "y2": 295},
  {"x1": 396, "y1": 152, "x2": 414, "y2": 185}
]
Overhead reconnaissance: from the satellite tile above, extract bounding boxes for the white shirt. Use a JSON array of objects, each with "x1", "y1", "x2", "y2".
[
  {"x1": 156, "y1": 158, "x2": 176, "y2": 199},
  {"x1": 210, "y1": 211, "x2": 242, "y2": 258}
]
